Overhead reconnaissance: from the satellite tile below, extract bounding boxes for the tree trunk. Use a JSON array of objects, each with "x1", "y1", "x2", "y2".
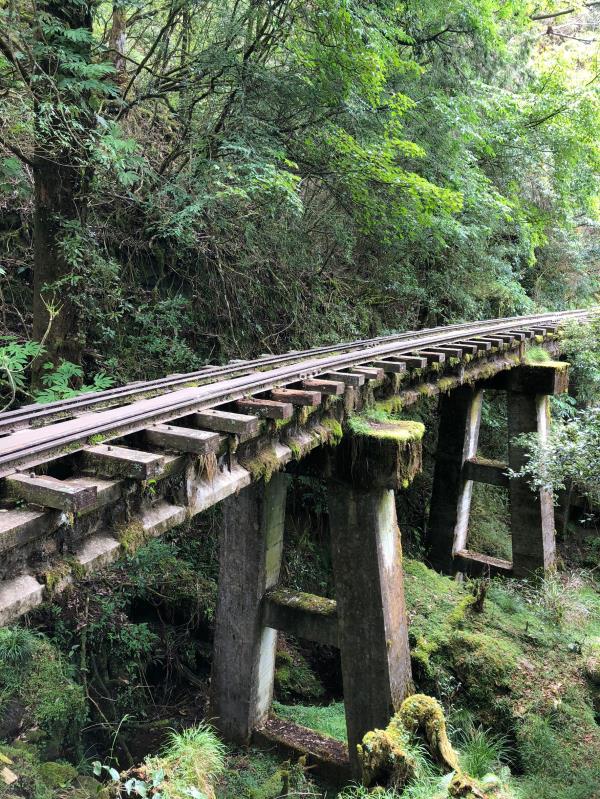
[{"x1": 31, "y1": 1, "x2": 95, "y2": 383}]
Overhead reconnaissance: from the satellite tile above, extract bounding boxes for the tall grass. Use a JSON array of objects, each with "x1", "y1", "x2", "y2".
[
  {"x1": 457, "y1": 726, "x2": 511, "y2": 779},
  {"x1": 144, "y1": 722, "x2": 226, "y2": 799}
]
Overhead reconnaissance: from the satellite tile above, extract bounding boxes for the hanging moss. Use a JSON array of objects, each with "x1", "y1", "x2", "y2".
[
  {"x1": 240, "y1": 447, "x2": 282, "y2": 483},
  {"x1": 319, "y1": 417, "x2": 343, "y2": 446}
]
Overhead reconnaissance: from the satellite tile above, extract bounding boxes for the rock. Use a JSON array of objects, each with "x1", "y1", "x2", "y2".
[{"x1": 1, "y1": 765, "x2": 18, "y2": 785}]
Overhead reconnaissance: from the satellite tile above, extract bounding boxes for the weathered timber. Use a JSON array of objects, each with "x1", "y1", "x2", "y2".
[
  {"x1": 463, "y1": 456, "x2": 509, "y2": 488},
  {"x1": 144, "y1": 423, "x2": 222, "y2": 454},
  {"x1": 508, "y1": 389, "x2": 556, "y2": 577},
  {"x1": 451, "y1": 342, "x2": 480, "y2": 355},
  {"x1": 349, "y1": 366, "x2": 384, "y2": 380},
  {"x1": 210, "y1": 473, "x2": 289, "y2": 744},
  {"x1": 415, "y1": 350, "x2": 446, "y2": 364},
  {"x1": 301, "y1": 378, "x2": 344, "y2": 396},
  {"x1": 430, "y1": 346, "x2": 464, "y2": 358},
  {"x1": 372, "y1": 359, "x2": 407, "y2": 374},
  {"x1": 262, "y1": 588, "x2": 339, "y2": 647},
  {"x1": 82, "y1": 443, "x2": 165, "y2": 479},
  {"x1": 454, "y1": 549, "x2": 513, "y2": 578},
  {"x1": 236, "y1": 398, "x2": 294, "y2": 419},
  {"x1": 191, "y1": 409, "x2": 260, "y2": 437},
  {"x1": 68, "y1": 476, "x2": 122, "y2": 513},
  {"x1": 327, "y1": 427, "x2": 415, "y2": 776},
  {"x1": 6, "y1": 473, "x2": 97, "y2": 512},
  {"x1": 270, "y1": 388, "x2": 322, "y2": 406},
  {"x1": 320, "y1": 371, "x2": 365, "y2": 387},
  {"x1": 427, "y1": 385, "x2": 483, "y2": 573},
  {"x1": 390, "y1": 355, "x2": 428, "y2": 369},
  {"x1": 477, "y1": 336, "x2": 506, "y2": 348},
  {"x1": 254, "y1": 716, "x2": 349, "y2": 785},
  {"x1": 507, "y1": 329, "x2": 535, "y2": 339},
  {"x1": 461, "y1": 339, "x2": 492, "y2": 352}
]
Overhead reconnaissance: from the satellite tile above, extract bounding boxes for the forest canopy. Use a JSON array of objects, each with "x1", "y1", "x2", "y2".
[{"x1": 0, "y1": 0, "x2": 599, "y2": 397}]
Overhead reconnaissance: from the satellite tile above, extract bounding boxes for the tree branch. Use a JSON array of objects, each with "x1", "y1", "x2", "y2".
[{"x1": 531, "y1": 2, "x2": 600, "y2": 21}]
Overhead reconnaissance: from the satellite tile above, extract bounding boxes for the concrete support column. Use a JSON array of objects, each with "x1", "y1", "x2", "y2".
[
  {"x1": 427, "y1": 385, "x2": 483, "y2": 572},
  {"x1": 209, "y1": 472, "x2": 288, "y2": 743},
  {"x1": 327, "y1": 423, "x2": 419, "y2": 776},
  {"x1": 508, "y1": 392, "x2": 556, "y2": 577}
]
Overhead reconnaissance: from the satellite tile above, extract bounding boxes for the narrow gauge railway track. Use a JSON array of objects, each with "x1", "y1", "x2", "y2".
[
  {"x1": 0, "y1": 309, "x2": 592, "y2": 435},
  {"x1": 0, "y1": 308, "x2": 592, "y2": 478}
]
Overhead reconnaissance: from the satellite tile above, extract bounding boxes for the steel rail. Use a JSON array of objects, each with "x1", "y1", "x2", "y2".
[
  {"x1": 0, "y1": 309, "x2": 592, "y2": 478},
  {"x1": 0, "y1": 309, "x2": 593, "y2": 435}
]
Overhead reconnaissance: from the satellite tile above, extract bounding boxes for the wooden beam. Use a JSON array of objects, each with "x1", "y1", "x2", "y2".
[
  {"x1": 192, "y1": 409, "x2": 260, "y2": 437},
  {"x1": 429, "y1": 346, "x2": 463, "y2": 358},
  {"x1": 349, "y1": 366, "x2": 384, "y2": 380},
  {"x1": 320, "y1": 372, "x2": 365, "y2": 387},
  {"x1": 495, "y1": 333, "x2": 518, "y2": 345},
  {"x1": 144, "y1": 424, "x2": 222, "y2": 454},
  {"x1": 372, "y1": 359, "x2": 407, "y2": 374},
  {"x1": 454, "y1": 549, "x2": 513, "y2": 577},
  {"x1": 270, "y1": 388, "x2": 322, "y2": 406},
  {"x1": 503, "y1": 331, "x2": 528, "y2": 341},
  {"x1": 389, "y1": 355, "x2": 428, "y2": 369},
  {"x1": 460, "y1": 339, "x2": 492, "y2": 352},
  {"x1": 236, "y1": 398, "x2": 294, "y2": 419},
  {"x1": 302, "y1": 379, "x2": 344, "y2": 396},
  {"x1": 82, "y1": 444, "x2": 165, "y2": 480},
  {"x1": 263, "y1": 588, "x2": 339, "y2": 647},
  {"x1": 451, "y1": 342, "x2": 480, "y2": 355},
  {"x1": 414, "y1": 350, "x2": 446, "y2": 364},
  {"x1": 6, "y1": 473, "x2": 97, "y2": 512},
  {"x1": 476, "y1": 336, "x2": 506, "y2": 348},
  {"x1": 463, "y1": 456, "x2": 509, "y2": 488}
]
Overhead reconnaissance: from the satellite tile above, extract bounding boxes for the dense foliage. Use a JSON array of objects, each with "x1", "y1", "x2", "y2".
[{"x1": 0, "y1": 1, "x2": 598, "y2": 400}]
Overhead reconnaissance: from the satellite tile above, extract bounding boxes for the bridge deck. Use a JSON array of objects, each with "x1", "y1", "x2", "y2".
[{"x1": 0, "y1": 309, "x2": 592, "y2": 625}]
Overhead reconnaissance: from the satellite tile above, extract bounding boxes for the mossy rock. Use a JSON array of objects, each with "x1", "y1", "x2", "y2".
[{"x1": 38, "y1": 760, "x2": 78, "y2": 788}]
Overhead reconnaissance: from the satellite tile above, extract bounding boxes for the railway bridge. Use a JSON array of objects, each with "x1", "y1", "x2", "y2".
[{"x1": 0, "y1": 309, "x2": 591, "y2": 775}]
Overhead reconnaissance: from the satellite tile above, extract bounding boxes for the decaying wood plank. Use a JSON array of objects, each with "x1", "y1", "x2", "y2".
[
  {"x1": 192, "y1": 409, "x2": 260, "y2": 436},
  {"x1": 349, "y1": 366, "x2": 384, "y2": 380},
  {"x1": 428, "y1": 346, "x2": 463, "y2": 358},
  {"x1": 460, "y1": 339, "x2": 492, "y2": 352},
  {"x1": 302, "y1": 379, "x2": 344, "y2": 396},
  {"x1": 270, "y1": 388, "x2": 322, "y2": 406},
  {"x1": 144, "y1": 424, "x2": 222, "y2": 454},
  {"x1": 236, "y1": 398, "x2": 294, "y2": 419},
  {"x1": 389, "y1": 355, "x2": 427, "y2": 369},
  {"x1": 6, "y1": 473, "x2": 97, "y2": 512},
  {"x1": 320, "y1": 372, "x2": 365, "y2": 387},
  {"x1": 371, "y1": 359, "x2": 407, "y2": 374},
  {"x1": 414, "y1": 350, "x2": 446, "y2": 364},
  {"x1": 82, "y1": 443, "x2": 165, "y2": 479}
]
